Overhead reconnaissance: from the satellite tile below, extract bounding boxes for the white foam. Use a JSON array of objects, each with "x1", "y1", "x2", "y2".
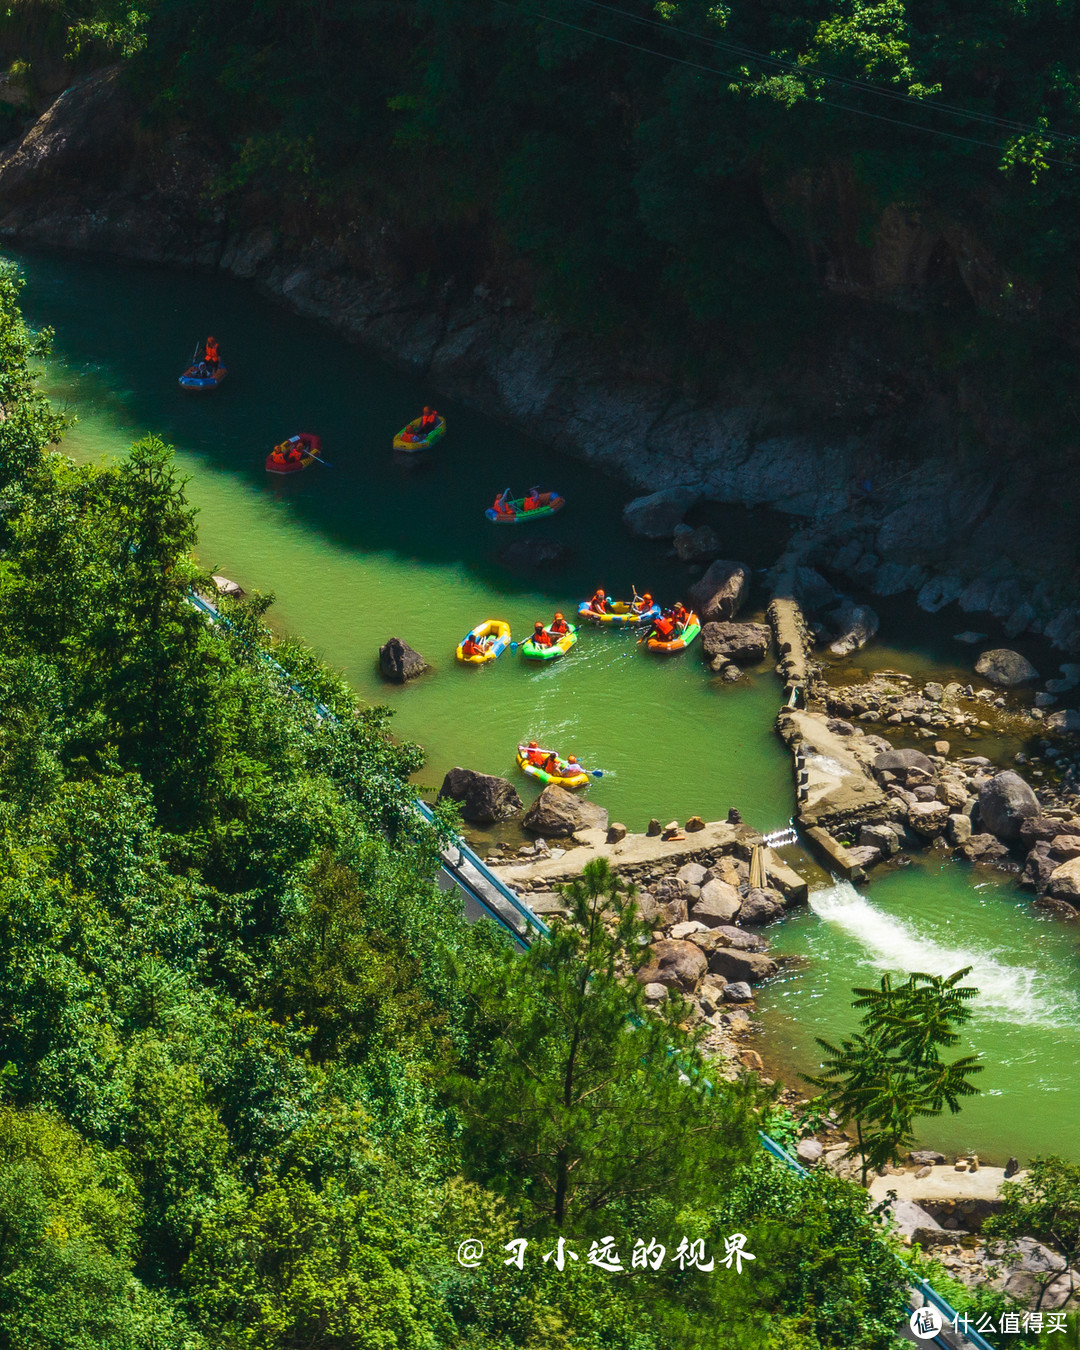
[{"x1": 809, "y1": 880, "x2": 1074, "y2": 1029}]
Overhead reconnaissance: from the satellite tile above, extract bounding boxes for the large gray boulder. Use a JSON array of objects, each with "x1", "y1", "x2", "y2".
[
  {"x1": 793, "y1": 567, "x2": 838, "y2": 613},
  {"x1": 379, "y1": 636, "x2": 428, "y2": 682},
  {"x1": 707, "y1": 948, "x2": 778, "y2": 985},
  {"x1": 974, "y1": 648, "x2": 1039, "y2": 687},
  {"x1": 623, "y1": 486, "x2": 702, "y2": 539},
  {"x1": 701, "y1": 621, "x2": 770, "y2": 665},
  {"x1": 688, "y1": 560, "x2": 750, "y2": 623},
  {"x1": 1046, "y1": 709, "x2": 1080, "y2": 733},
  {"x1": 689, "y1": 878, "x2": 742, "y2": 926},
  {"x1": 1046, "y1": 856, "x2": 1080, "y2": 903},
  {"x1": 978, "y1": 771, "x2": 1039, "y2": 842},
  {"x1": 635, "y1": 939, "x2": 708, "y2": 993},
  {"x1": 739, "y1": 888, "x2": 786, "y2": 925},
  {"x1": 522, "y1": 784, "x2": 608, "y2": 836},
  {"x1": 438, "y1": 767, "x2": 521, "y2": 823},
  {"x1": 827, "y1": 601, "x2": 880, "y2": 657},
  {"x1": 873, "y1": 748, "x2": 936, "y2": 777}
]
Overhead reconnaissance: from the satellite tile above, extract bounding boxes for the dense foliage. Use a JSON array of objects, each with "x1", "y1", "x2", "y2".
[
  {"x1": 0, "y1": 258, "x2": 927, "y2": 1345},
  {"x1": 7, "y1": 0, "x2": 1080, "y2": 401}
]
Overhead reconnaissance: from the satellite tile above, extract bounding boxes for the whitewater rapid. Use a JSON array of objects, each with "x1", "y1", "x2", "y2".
[{"x1": 808, "y1": 880, "x2": 1076, "y2": 1029}]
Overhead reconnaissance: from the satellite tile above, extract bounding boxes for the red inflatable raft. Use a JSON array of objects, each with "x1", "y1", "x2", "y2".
[{"x1": 266, "y1": 433, "x2": 323, "y2": 475}]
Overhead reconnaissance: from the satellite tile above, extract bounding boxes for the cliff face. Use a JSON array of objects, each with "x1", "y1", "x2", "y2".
[{"x1": 2, "y1": 70, "x2": 1079, "y2": 651}]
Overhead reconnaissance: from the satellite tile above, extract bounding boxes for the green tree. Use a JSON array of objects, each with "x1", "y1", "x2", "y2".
[
  {"x1": 984, "y1": 1157, "x2": 1080, "y2": 1310},
  {"x1": 807, "y1": 968, "x2": 983, "y2": 1183},
  {"x1": 454, "y1": 857, "x2": 761, "y2": 1229}
]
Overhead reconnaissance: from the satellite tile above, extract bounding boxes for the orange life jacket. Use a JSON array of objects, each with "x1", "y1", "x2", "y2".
[
  {"x1": 654, "y1": 617, "x2": 674, "y2": 639},
  {"x1": 523, "y1": 494, "x2": 540, "y2": 511},
  {"x1": 532, "y1": 628, "x2": 552, "y2": 647},
  {"x1": 527, "y1": 747, "x2": 544, "y2": 765},
  {"x1": 591, "y1": 591, "x2": 607, "y2": 612},
  {"x1": 550, "y1": 618, "x2": 568, "y2": 634},
  {"x1": 206, "y1": 340, "x2": 219, "y2": 363}
]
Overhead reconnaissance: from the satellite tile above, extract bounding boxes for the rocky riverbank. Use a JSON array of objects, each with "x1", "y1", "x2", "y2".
[{"x1": 3, "y1": 70, "x2": 1080, "y2": 651}]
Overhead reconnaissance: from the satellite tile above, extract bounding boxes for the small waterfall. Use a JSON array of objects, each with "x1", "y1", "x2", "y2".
[{"x1": 808, "y1": 880, "x2": 1074, "y2": 1029}]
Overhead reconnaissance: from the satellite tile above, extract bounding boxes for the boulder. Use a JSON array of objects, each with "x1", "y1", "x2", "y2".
[
  {"x1": 498, "y1": 538, "x2": 573, "y2": 571},
  {"x1": 689, "y1": 878, "x2": 742, "y2": 926},
  {"x1": 606, "y1": 822, "x2": 627, "y2": 843},
  {"x1": 739, "y1": 888, "x2": 786, "y2": 925},
  {"x1": 859, "y1": 822, "x2": 900, "y2": 856},
  {"x1": 379, "y1": 636, "x2": 428, "y2": 683},
  {"x1": 827, "y1": 602, "x2": 880, "y2": 657},
  {"x1": 708, "y1": 948, "x2": 778, "y2": 985},
  {"x1": 959, "y1": 833, "x2": 1012, "y2": 864},
  {"x1": 211, "y1": 573, "x2": 245, "y2": 598},
  {"x1": 796, "y1": 1138, "x2": 824, "y2": 1165},
  {"x1": 636, "y1": 939, "x2": 708, "y2": 993},
  {"x1": 723, "y1": 981, "x2": 754, "y2": 1003},
  {"x1": 676, "y1": 862, "x2": 708, "y2": 887},
  {"x1": 974, "y1": 648, "x2": 1039, "y2": 687},
  {"x1": 917, "y1": 576, "x2": 965, "y2": 613},
  {"x1": 874, "y1": 748, "x2": 936, "y2": 777},
  {"x1": 688, "y1": 560, "x2": 750, "y2": 623},
  {"x1": 522, "y1": 785, "x2": 609, "y2": 836},
  {"x1": 673, "y1": 522, "x2": 721, "y2": 563},
  {"x1": 1019, "y1": 816, "x2": 1067, "y2": 847},
  {"x1": 1050, "y1": 834, "x2": 1080, "y2": 860},
  {"x1": 694, "y1": 924, "x2": 768, "y2": 952},
  {"x1": 685, "y1": 816, "x2": 706, "y2": 832},
  {"x1": 1046, "y1": 856, "x2": 1080, "y2": 903},
  {"x1": 438, "y1": 767, "x2": 522, "y2": 823},
  {"x1": 642, "y1": 982, "x2": 668, "y2": 1002},
  {"x1": 701, "y1": 621, "x2": 770, "y2": 665},
  {"x1": 909, "y1": 1150, "x2": 946, "y2": 1166},
  {"x1": 946, "y1": 813, "x2": 972, "y2": 845},
  {"x1": 907, "y1": 802, "x2": 949, "y2": 837},
  {"x1": 978, "y1": 771, "x2": 1039, "y2": 842},
  {"x1": 793, "y1": 567, "x2": 838, "y2": 612},
  {"x1": 1046, "y1": 709, "x2": 1080, "y2": 734},
  {"x1": 623, "y1": 486, "x2": 702, "y2": 539}
]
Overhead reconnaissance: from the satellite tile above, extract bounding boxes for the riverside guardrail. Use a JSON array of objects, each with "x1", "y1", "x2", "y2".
[{"x1": 188, "y1": 588, "x2": 997, "y2": 1350}]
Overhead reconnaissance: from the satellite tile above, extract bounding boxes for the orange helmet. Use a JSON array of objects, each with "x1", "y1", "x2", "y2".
[
  {"x1": 555, "y1": 611, "x2": 564, "y2": 620},
  {"x1": 528, "y1": 740, "x2": 538, "y2": 748},
  {"x1": 643, "y1": 592, "x2": 652, "y2": 602},
  {"x1": 534, "y1": 621, "x2": 544, "y2": 629},
  {"x1": 423, "y1": 405, "x2": 431, "y2": 414}
]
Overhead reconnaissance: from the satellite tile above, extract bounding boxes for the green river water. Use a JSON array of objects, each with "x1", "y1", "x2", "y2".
[{"x1": 10, "y1": 247, "x2": 1080, "y2": 1165}]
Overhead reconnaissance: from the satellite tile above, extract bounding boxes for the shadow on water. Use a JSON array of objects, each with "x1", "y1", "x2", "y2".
[{"x1": 11, "y1": 247, "x2": 787, "y2": 602}]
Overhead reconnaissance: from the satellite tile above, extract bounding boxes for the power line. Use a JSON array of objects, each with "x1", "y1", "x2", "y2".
[
  {"x1": 492, "y1": 0, "x2": 1078, "y2": 169},
  {"x1": 571, "y1": 0, "x2": 1080, "y2": 146}
]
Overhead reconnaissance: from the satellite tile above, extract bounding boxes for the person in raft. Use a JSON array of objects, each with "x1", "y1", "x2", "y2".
[
  {"x1": 670, "y1": 600, "x2": 689, "y2": 633},
  {"x1": 418, "y1": 406, "x2": 439, "y2": 435},
  {"x1": 549, "y1": 612, "x2": 569, "y2": 635},
  {"x1": 542, "y1": 751, "x2": 560, "y2": 775},
  {"x1": 461, "y1": 632, "x2": 492, "y2": 658},
  {"x1": 525, "y1": 740, "x2": 545, "y2": 766},
  {"x1": 650, "y1": 611, "x2": 675, "y2": 642},
  {"x1": 564, "y1": 755, "x2": 585, "y2": 777},
  {"x1": 204, "y1": 336, "x2": 220, "y2": 371},
  {"x1": 493, "y1": 489, "x2": 515, "y2": 518},
  {"x1": 530, "y1": 621, "x2": 553, "y2": 648},
  {"x1": 588, "y1": 587, "x2": 611, "y2": 615},
  {"x1": 522, "y1": 486, "x2": 541, "y2": 512},
  {"x1": 632, "y1": 591, "x2": 654, "y2": 614}
]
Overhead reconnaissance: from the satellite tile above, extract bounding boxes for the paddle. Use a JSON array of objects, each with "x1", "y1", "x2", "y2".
[{"x1": 306, "y1": 451, "x2": 333, "y2": 468}]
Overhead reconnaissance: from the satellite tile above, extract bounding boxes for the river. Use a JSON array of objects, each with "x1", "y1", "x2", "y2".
[{"x1": 10, "y1": 246, "x2": 1080, "y2": 1165}]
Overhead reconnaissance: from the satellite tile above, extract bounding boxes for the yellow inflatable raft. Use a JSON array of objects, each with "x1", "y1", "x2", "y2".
[
  {"x1": 456, "y1": 619, "x2": 511, "y2": 664},
  {"x1": 516, "y1": 747, "x2": 590, "y2": 791}
]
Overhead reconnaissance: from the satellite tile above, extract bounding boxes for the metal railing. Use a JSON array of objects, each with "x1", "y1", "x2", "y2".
[{"x1": 187, "y1": 587, "x2": 996, "y2": 1349}]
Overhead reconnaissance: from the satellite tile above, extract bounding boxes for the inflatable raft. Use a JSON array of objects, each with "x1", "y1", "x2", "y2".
[
  {"x1": 179, "y1": 364, "x2": 228, "y2": 391},
  {"x1": 577, "y1": 598, "x2": 660, "y2": 627},
  {"x1": 520, "y1": 624, "x2": 577, "y2": 661},
  {"x1": 456, "y1": 619, "x2": 511, "y2": 664},
  {"x1": 645, "y1": 613, "x2": 701, "y2": 653},
  {"x1": 394, "y1": 414, "x2": 446, "y2": 453},
  {"x1": 486, "y1": 491, "x2": 565, "y2": 523},
  {"x1": 265, "y1": 433, "x2": 323, "y2": 475},
  {"x1": 516, "y1": 747, "x2": 590, "y2": 791}
]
